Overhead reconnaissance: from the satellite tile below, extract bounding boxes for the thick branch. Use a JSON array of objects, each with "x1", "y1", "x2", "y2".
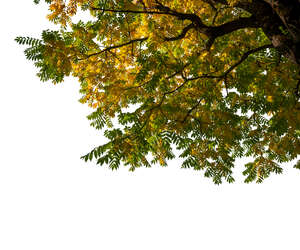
[
  {"x1": 211, "y1": 16, "x2": 259, "y2": 37},
  {"x1": 91, "y1": 2, "x2": 299, "y2": 65},
  {"x1": 92, "y1": 6, "x2": 259, "y2": 42},
  {"x1": 164, "y1": 23, "x2": 195, "y2": 41}
]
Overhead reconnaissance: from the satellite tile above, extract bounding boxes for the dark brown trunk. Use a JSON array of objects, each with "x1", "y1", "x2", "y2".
[{"x1": 251, "y1": 0, "x2": 300, "y2": 66}]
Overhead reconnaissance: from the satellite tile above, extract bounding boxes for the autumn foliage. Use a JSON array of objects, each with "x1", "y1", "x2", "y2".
[{"x1": 17, "y1": 0, "x2": 300, "y2": 183}]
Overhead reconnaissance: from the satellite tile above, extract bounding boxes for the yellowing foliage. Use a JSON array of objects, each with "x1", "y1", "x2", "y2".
[{"x1": 19, "y1": 0, "x2": 300, "y2": 183}]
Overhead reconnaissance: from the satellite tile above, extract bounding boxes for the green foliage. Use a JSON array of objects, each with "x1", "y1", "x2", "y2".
[
  {"x1": 16, "y1": 30, "x2": 73, "y2": 83},
  {"x1": 18, "y1": 0, "x2": 300, "y2": 183},
  {"x1": 15, "y1": 36, "x2": 42, "y2": 46}
]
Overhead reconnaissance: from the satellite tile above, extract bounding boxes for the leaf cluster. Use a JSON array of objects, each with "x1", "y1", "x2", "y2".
[{"x1": 18, "y1": 0, "x2": 300, "y2": 183}]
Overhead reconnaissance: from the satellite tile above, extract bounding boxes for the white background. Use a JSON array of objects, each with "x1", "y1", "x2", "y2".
[{"x1": 1, "y1": 1, "x2": 300, "y2": 250}]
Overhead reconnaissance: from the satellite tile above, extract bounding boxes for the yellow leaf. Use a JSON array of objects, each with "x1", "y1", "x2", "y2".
[{"x1": 267, "y1": 96, "x2": 273, "y2": 102}]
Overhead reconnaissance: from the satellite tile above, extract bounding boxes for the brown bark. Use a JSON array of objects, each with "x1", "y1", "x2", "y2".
[
  {"x1": 210, "y1": 0, "x2": 300, "y2": 66},
  {"x1": 258, "y1": 0, "x2": 300, "y2": 65},
  {"x1": 93, "y1": 0, "x2": 300, "y2": 66},
  {"x1": 238, "y1": 0, "x2": 300, "y2": 66}
]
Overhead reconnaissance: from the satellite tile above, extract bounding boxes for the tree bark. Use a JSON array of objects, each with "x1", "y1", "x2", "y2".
[{"x1": 241, "y1": 0, "x2": 300, "y2": 66}]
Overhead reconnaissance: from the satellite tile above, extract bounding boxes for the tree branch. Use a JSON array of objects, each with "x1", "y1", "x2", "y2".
[
  {"x1": 92, "y1": 5, "x2": 260, "y2": 49},
  {"x1": 211, "y1": 16, "x2": 259, "y2": 37},
  {"x1": 185, "y1": 44, "x2": 273, "y2": 82},
  {"x1": 80, "y1": 22, "x2": 196, "y2": 60},
  {"x1": 182, "y1": 98, "x2": 203, "y2": 123},
  {"x1": 222, "y1": 44, "x2": 273, "y2": 76},
  {"x1": 91, "y1": 7, "x2": 169, "y2": 15},
  {"x1": 80, "y1": 37, "x2": 148, "y2": 60},
  {"x1": 91, "y1": 6, "x2": 205, "y2": 27},
  {"x1": 164, "y1": 23, "x2": 195, "y2": 41}
]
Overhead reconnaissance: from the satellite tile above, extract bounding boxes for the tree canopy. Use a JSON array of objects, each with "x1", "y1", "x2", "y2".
[{"x1": 16, "y1": 0, "x2": 300, "y2": 183}]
